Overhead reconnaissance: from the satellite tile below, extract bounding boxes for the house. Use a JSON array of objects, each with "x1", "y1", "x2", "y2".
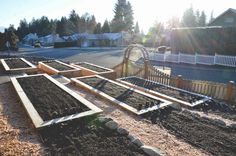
[
  {"x1": 208, "y1": 8, "x2": 236, "y2": 27},
  {"x1": 62, "y1": 33, "x2": 125, "y2": 47},
  {"x1": 39, "y1": 34, "x2": 64, "y2": 46},
  {"x1": 22, "y1": 33, "x2": 38, "y2": 45}
]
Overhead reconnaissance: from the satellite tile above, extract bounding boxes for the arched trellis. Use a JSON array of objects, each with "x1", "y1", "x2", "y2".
[{"x1": 121, "y1": 44, "x2": 150, "y2": 78}]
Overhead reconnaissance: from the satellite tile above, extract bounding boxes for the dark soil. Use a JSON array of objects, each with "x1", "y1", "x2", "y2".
[
  {"x1": 121, "y1": 77, "x2": 204, "y2": 104},
  {"x1": 79, "y1": 77, "x2": 165, "y2": 111},
  {"x1": 77, "y1": 63, "x2": 110, "y2": 72},
  {"x1": 193, "y1": 99, "x2": 236, "y2": 121},
  {"x1": 143, "y1": 107, "x2": 236, "y2": 156},
  {"x1": 4, "y1": 58, "x2": 30, "y2": 69},
  {"x1": 17, "y1": 75, "x2": 90, "y2": 121},
  {"x1": 39, "y1": 119, "x2": 147, "y2": 156},
  {"x1": 45, "y1": 61, "x2": 74, "y2": 71}
]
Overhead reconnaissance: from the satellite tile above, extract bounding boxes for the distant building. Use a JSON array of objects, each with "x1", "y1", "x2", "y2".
[
  {"x1": 208, "y1": 8, "x2": 236, "y2": 27},
  {"x1": 62, "y1": 32, "x2": 130, "y2": 47},
  {"x1": 22, "y1": 33, "x2": 38, "y2": 45},
  {"x1": 39, "y1": 34, "x2": 64, "y2": 46}
]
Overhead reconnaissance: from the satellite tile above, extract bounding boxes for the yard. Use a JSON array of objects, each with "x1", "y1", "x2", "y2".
[{"x1": 0, "y1": 55, "x2": 236, "y2": 156}]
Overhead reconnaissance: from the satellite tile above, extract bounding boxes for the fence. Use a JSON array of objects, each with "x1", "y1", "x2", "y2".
[
  {"x1": 113, "y1": 62, "x2": 236, "y2": 105},
  {"x1": 149, "y1": 52, "x2": 236, "y2": 67}
]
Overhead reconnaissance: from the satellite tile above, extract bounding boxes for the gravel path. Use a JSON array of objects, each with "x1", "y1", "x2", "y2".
[
  {"x1": 68, "y1": 84, "x2": 209, "y2": 156},
  {"x1": 0, "y1": 82, "x2": 46, "y2": 156}
]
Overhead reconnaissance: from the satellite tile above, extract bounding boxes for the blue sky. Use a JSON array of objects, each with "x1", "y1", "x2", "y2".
[{"x1": 0, "y1": 0, "x2": 235, "y2": 33}]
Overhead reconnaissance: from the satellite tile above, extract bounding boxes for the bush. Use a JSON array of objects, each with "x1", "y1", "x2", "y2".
[{"x1": 54, "y1": 41, "x2": 77, "y2": 48}]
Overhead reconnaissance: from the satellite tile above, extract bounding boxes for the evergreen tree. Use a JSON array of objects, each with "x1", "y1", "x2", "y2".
[
  {"x1": 181, "y1": 7, "x2": 197, "y2": 27},
  {"x1": 195, "y1": 10, "x2": 200, "y2": 26},
  {"x1": 199, "y1": 11, "x2": 206, "y2": 26},
  {"x1": 17, "y1": 19, "x2": 29, "y2": 40},
  {"x1": 69, "y1": 10, "x2": 80, "y2": 33},
  {"x1": 209, "y1": 11, "x2": 215, "y2": 24},
  {"x1": 111, "y1": 0, "x2": 134, "y2": 32},
  {"x1": 94, "y1": 23, "x2": 102, "y2": 34},
  {"x1": 134, "y1": 22, "x2": 140, "y2": 34},
  {"x1": 101, "y1": 20, "x2": 110, "y2": 33}
]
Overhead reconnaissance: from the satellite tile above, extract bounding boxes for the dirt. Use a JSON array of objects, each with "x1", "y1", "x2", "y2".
[
  {"x1": 69, "y1": 84, "x2": 210, "y2": 156},
  {"x1": 121, "y1": 77, "x2": 204, "y2": 103},
  {"x1": 77, "y1": 63, "x2": 110, "y2": 72},
  {"x1": 39, "y1": 118, "x2": 147, "y2": 156},
  {"x1": 4, "y1": 58, "x2": 30, "y2": 69},
  {"x1": 193, "y1": 99, "x2": 236, "y2": 121},
  {"x1": 17, "y1": 75, "x2": 90, "y2": 121},
  {"x1": 79, "y1": 77, "x2": 166, "y2": 110},
  {"x1": 45, "y1": 61, "x2": 74, "y2": 71},
  {"x1": 153, "y1": 108, "x2": 236, "y2": 156}
]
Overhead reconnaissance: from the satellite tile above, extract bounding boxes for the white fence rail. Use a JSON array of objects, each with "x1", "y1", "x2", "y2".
[{"x1": 149, "y1": 52, "x2": 236, "y2": 67}]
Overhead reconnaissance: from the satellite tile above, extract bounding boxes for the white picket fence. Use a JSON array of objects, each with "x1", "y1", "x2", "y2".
[{"x1": 149, "y1": 52, "x2": 236, "y2": 67}]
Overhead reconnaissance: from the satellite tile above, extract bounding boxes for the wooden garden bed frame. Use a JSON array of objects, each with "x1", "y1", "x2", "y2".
[
  {"x1": 11, "y1": 74, "x2": 102, "y2": 128},
  {"x1": 71, "y1": 62, "x2": 116, "y2": 79},
  {"x1": 38, "y1": 60, "x2": 81, "y2": 77},
  {"x1": 1, "y1": 58, "x2": 37, "y2": 73},
  {"x1": 71, "y1": 75, "x2": 172, "y2": 115},
  {"x1": 117, "y1": 76, "x2": 211, "y2": 107}
]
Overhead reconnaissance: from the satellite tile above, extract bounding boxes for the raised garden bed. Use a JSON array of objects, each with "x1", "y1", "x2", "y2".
[
  {"x1": 0, "y1": 58, "x2": 37, "y2": 73},
  {"x1": 71, "y1": 62, "x2": 116, "y2": 79},
  {"x1": 117, "y1": 76, "x2": 210, "y2": 107},
  {"x1": 10, "y1": 74, "x2": 102, "y2": 128},
  {"x1": 38, "y1": 60, "x2": 81, "y2": 77},
  {"x1": 71, "y1": 75, "x2": 172, "y2": 115}
]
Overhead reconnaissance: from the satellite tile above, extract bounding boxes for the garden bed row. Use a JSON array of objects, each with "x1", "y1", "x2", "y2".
[
  {"x1": 143, "y1": 107, "x2": 236, "y2": 156},
  {"x1": 71, "y1": 75, "x2": 172, "y2": 115},
  {"x1": 118, "y1": 76, "x2": 210, "y2": 107}
]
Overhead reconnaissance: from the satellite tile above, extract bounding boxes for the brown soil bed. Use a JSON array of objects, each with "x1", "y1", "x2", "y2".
[
  {"x1": 77, "y1": 63, "x2": 110, "y2": 72},
  {"x1": 121, "y1": 77, "x2": 204, "y2": 103},
  {"x1": 4, "y1": 58, "x2": 30, "y2": 69},
  {"x1": 17, "y1": 75, "x2": 90, "y2": 121},
  {"x1": 39, "y1": 118, "x2": 147, "y2": 156},
  {"x1": 44, "y1": 61, "x2": 74, "y2": 71},
  {"x1": 79, "y1": 77, "x2": 165, "y2": 110},
  {"x1": 142, "y1": 107, "x2": 236, "y2": 156}
]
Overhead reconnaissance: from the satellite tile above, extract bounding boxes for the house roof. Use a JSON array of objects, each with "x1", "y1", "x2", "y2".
[{"x1": 208, "y1": 8, "x2": 236, "y2": 26}]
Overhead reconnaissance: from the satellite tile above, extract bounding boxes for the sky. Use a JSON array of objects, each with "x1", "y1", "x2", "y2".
[{"x1": 0, "y1": 0, "x2": 235, "y2": 33}]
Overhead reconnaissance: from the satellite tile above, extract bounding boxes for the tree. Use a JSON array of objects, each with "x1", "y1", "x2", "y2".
[
  {"x1": 145, "y1": 22, "x2": 165, "y2": 47},
  {"x1": 199, "y1": 11, "x2": 206, "y2": 26},
  {"x1": 181, "y1": 7, "x2": 197, "y2": 27},
  {"x1": 209, "y1": 11, "x2": 215, "y2": 24},
  {"x1": 17, "y1": 19, "x2": 29, "y2": 39},
  {"x1": 195, "y1": 9, "x2": 200, "y2": 26},
  {"x1": 94, "y1": 23, "x2": 102, "y2": 34},
  {"x1": 69, "y1": 10, "x2": 80, "y2": 33},
  {"x1": 111, "y1": 0, "x2": 134, "y2": 32},
  {"x1": 134, "y1": 22, "x2": 140, "y2": 34},
  {"x1": 101, "y1": 20, "x2": 110, "y2": 33},
  {"x1": 166, "y1": 16, "x2": 180, "y2": 29}
]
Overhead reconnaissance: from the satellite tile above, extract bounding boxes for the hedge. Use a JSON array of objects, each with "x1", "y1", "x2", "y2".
[
  {"x1": 54, "y1": 41, "x2": 77, "y2": 48},
  {"x1": 170, "y1": 27, "x2": 236, "y2": 55}
]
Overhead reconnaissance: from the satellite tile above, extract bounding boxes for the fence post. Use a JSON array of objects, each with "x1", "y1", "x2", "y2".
[
  {"x1": 225, "y1": 81, "x2": 234, "y2": 103},
  {"x1": 176, "y1": 75, "x2": 183, "y2": 88},
  {"x1": 195, "y1": 53, "x2": 197, "y2": 64},
  {"x1": 214, "y1": 53, "x2": 217, "y2": 65}
]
